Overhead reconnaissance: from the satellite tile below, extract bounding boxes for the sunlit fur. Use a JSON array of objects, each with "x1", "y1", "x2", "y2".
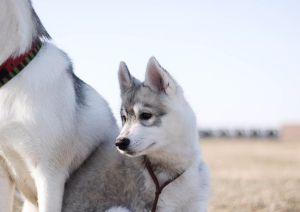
[
  {"x1": 62, "y1": 57, "x2": 209, "y2": 212},
  {"x1": 0, "y1": 1, "x2": 118, "y2": 212}
]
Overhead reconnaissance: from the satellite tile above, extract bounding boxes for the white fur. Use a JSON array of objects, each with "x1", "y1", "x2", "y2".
[
  {"x1": 0, "y1": 0, "x2": 35, "y2": 63},
  {"x1": 115, "y1": 57, "x2": 209, "y2": 211},
  {"x1": 105, "y1": 206, "x2": 131, "y2": 212},
  {"x1": 0, "y1": 1, "x2": 118, "y2": 212}
]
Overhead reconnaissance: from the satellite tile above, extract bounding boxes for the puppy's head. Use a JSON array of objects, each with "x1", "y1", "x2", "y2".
[{"x1": 115, "y1": 57, "x2": 193, "y2": 157}]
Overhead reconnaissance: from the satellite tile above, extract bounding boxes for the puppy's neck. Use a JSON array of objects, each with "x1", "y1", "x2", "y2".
[{"x1": 143, "y1": 150, "x2": 193, "y2": 183}]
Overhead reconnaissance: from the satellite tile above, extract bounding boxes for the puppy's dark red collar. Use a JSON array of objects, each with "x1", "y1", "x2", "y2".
[{"x1": 0, "y1": 40, "x2": 42, "y2": 88}]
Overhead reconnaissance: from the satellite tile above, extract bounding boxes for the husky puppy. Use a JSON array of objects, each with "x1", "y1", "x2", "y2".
[
  {"x1": 0, "y1": 0, "x2": 118, "y2": 211},
  {"x1": 62, "y1": 57, "x2": 209, "y2": 212}
]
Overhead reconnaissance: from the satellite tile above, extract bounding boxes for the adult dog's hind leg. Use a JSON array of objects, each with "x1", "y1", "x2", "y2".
[{"x1": 0, "y1": 158, "x2": 15, "y2": 212}]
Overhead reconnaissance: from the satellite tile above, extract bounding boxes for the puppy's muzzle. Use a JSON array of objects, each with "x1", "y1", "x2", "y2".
[{"x1": 115, "y1": 138, "x2": 130, "y2": 151}]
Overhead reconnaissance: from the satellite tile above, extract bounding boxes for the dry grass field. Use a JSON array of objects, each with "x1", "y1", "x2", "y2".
[
  {"x1": 13, "y1": 139, "x2": 300, "y2": 212},
  {"x1": 201, "y1": 139, "x2": 300, "y2": 212}
]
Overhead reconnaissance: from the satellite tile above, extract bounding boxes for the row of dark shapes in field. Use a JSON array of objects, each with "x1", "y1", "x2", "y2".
[{"x1": 199, "y1": 129, "x2": 279, "y2": 138}]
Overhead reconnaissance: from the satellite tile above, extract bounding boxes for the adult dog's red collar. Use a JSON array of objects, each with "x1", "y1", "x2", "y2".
[{"x1": 0, "y1": 40, "x2": 42, "y2": 88}]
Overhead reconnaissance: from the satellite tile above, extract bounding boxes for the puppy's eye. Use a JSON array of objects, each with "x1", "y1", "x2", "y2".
[
  {"x1": 140, "y1": 113, "x2": 152, "y2": 120},
  {"x1": 121, "y1": 115, "x2": 127, "y2": 122}
]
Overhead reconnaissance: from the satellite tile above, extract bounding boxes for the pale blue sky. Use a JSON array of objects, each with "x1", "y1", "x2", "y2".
[{"x1": 33, "y1": 0, "x2": 300, "y2": 129}]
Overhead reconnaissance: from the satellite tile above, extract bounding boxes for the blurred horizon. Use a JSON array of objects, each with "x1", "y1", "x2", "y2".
[{"x1": 33, "y1": 0, "x2": 300, "y2": 129}]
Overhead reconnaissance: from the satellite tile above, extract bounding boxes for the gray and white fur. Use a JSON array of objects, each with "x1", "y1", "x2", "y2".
[{"x1": 62, "y1": 57, "x2": 209, "y2": 212}]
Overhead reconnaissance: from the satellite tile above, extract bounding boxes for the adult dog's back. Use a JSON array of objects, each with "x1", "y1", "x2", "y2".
[{"x1": 0, "y1": 0, "x2": 118, "y2": 211}]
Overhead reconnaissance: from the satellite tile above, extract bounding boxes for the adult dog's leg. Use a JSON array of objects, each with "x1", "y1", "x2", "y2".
[
  {"x1": 0, "y1": 158, "x2": 14, "y2": 212},
  {"x1": 22, "y1": 200, "x2": 38, "y2": 212},
  {"x1": 33, "y1": 168, "x2": 67, "y2": 212}
]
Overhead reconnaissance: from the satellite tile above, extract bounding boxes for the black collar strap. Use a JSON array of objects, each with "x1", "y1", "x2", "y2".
[
  {"x1": 0, "y1": 40, "x2": 42, "y2": 88},
  {"x1": 144, "y1": 156, "x2": 184, "y2": 212}
]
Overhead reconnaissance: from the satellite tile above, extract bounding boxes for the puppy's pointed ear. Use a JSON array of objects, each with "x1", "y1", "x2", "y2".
[
  {"x1": 144, "y1": 57, "x2": 177, "y2": 95},
  {"x1": 118, "y1": 62, "x2": 140, "y2": 96}
]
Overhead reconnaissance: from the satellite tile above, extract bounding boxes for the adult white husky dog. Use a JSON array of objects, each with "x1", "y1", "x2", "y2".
[
  {"x1": 63, "y1": 57, "x2": 209, "y2": 212},
  {"x1": 0, "y1": 0, "x2": 118, "y2": 211}
]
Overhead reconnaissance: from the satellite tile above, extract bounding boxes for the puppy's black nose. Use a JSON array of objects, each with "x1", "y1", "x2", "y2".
[{"x1": 115, "y1": 138, "x2": 130, "y2": 151}]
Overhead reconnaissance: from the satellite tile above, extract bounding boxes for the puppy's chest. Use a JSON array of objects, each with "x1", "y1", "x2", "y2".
[
  {"x1": 119, "y1": 172, "x2": 154, "y2": 211},
  {"x1": 131, "y1": 172, "x2": 190, "y2": 211}
]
